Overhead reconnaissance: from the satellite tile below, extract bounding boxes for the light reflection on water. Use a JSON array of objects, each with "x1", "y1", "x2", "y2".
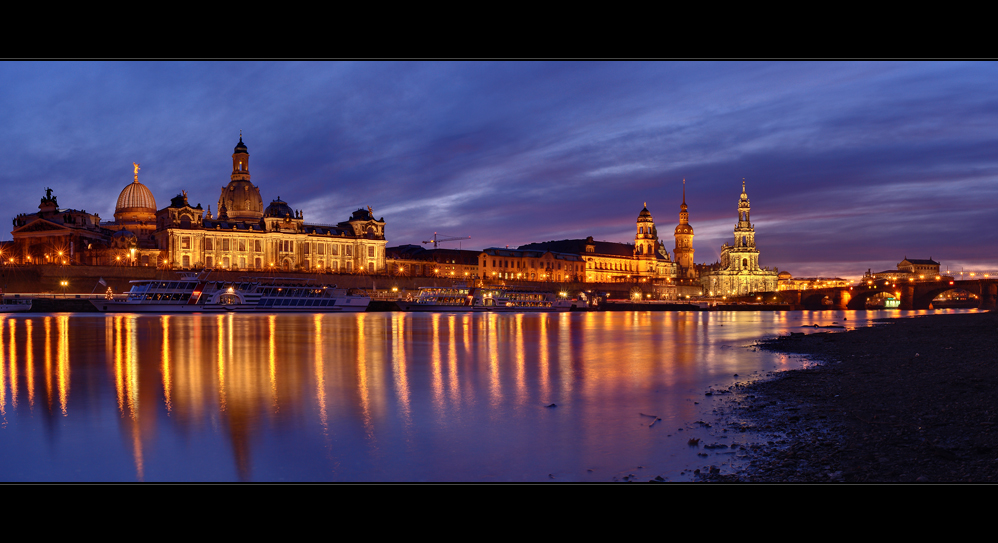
[{"x1": 0, "y1": 309, "x2": 978, "y2": 482}]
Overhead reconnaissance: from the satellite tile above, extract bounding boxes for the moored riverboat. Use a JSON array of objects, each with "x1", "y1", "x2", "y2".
[
  {"x1": 0, "y1": 297, "x2": 32, "y2": 312},
  {"x1": 91, "y1": 273, "x2": 370, "y2": 313},
  {"x1": 397, "y1": 286, "x2": 584, "y2": 312}
]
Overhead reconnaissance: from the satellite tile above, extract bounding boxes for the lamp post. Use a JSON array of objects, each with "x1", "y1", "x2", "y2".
[{"x1": 60, "y1": 280, "x2": 68, "y2": 298}]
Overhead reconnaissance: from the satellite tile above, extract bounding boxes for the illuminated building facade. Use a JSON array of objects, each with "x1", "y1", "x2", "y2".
[
  {"x1": 513, "y1": 204, "x2": 676, "y2": 283},
  {"x1": 387, "y1": 245, "x2": 481, "y2": 279},
  {"x1": 778, "y1": 272, "x2": 851, "y2": 291},
  {"x1": 155, "y1": 137, "x2": 387, "y2": 272},
  {"x1": 479, "y1": 247, "x2": 585, "y2": 282},
  {"x1": 8, "y1": 137, "x2": 387, "y2": 273},
  {"x1": 10, "y1": 188, "x2": 108, "y2": 265},
  {"x1": 104, "y1": 163, "x2": 163, "y2": 266},
  {"x1": 700, "y1": 181, "x2": 779, "y2": 295},
  {"x1": 866, "y1": 257, "x2": 945, "y2": 282}
]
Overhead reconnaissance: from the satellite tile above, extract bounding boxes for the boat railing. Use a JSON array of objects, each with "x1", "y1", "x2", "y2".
[{"x1": 2, "y1": 292, "x2": 131, "y2": 301}]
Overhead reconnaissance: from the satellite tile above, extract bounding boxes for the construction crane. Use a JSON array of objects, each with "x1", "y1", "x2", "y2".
[{"x1": 422, "y1": 232, "x2": 471, "y2": 248}]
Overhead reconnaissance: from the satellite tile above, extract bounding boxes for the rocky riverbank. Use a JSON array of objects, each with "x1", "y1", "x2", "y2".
[{"x1": 701, "y1": 310, "x2": 998, "y2": 482}]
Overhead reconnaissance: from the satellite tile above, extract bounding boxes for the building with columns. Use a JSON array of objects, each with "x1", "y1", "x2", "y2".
[
  {"x1": 8, "y1": 137, "x2": 387, "y2": 274},
  {"x1": 10, "y1": 188, "x2": 108, "y2": 265},
  {"x1": 700, "y1": 180, "x2": 779, "y2": 295},
  {"x1": 155, "y1": 137, "x2": 387, "y2": 272}
]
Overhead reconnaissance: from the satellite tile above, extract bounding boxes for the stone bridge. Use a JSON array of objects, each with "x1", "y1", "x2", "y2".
[{"x1": 778, "y1": 279, "x2": 998, "y2": 310}]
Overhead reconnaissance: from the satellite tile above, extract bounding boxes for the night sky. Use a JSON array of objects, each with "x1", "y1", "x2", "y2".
[{"x1": 2, "y1": 61, "x2": 995, "y2": 280}]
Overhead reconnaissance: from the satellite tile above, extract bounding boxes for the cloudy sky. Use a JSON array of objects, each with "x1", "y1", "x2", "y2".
[{"x1": 1, "y1": 61, "x2": 995, "y2": 279}]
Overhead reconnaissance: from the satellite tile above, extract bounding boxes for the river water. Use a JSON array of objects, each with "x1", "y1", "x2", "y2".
[{"x1": 0, "y1": 309, "x2": 974, "y2": 482}]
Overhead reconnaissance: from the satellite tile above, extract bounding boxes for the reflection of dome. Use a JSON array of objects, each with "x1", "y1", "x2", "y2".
[
  {"x1": 116, "y1": 180, "x2": 156, "y2": 214},
  {"x1": 264, "y1": 197, "x2": 294, "y2": 218}
]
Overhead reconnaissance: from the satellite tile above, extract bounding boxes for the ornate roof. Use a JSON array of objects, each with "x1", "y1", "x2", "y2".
[
  {"x1": 675, "y1": 223, "x2": 694, "y2": 235},
  {"x1": 264, "y1": 197, "x2": 294, "y2": 218},
  {"x1": 638, "y1": 203, "x2": 652, "y2": 220},
  {"x1": 218, "y1": 179, "x2": 263, "y2": 220},
  {"x1": 116, "y1": 179, "x2": 156, "y2": 213}
]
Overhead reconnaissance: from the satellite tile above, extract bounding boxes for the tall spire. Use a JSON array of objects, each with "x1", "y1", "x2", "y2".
[
  {"x1": 680, "y1": 178, "x2": 688, "y2": 214},
  {"x1": 674, "y1": 178, "x2": 695, "y2": 279}
]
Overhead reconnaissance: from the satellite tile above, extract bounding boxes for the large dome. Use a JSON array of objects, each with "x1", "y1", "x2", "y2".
[
  {"x1": 116, "y1": 179, "x2": 157, "y2": 213},
  {"x1": 218, "y1": 179, "x2": 263, "y2": 221}
]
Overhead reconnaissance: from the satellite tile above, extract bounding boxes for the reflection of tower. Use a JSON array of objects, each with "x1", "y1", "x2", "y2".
[
  {"x1": 674, "y1": 180, "x2": 695, "y2": 279},
  {"x1": 634, "y1": 203, "x2": 657, "y2": 274}
]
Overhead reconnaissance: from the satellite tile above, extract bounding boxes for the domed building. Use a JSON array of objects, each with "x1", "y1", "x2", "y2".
[
  {"x1": 103, "y1": 162, "x2": 162, "y2": 265},
  {"x1": 217, "y1": 137, "x2": 263, "y2": 221},
  {"x1": 154, "y1": 137, "x2": 387, "y2": 273},
  {"x1": 264, "y1": 197, "x2": 294, "y2": 219},
  {"x1": 9, "y1": 136, "x2": 388, "y2": 273},
  {"x1": 107, "y1": 163, "x2": 157, "y2": 235}
]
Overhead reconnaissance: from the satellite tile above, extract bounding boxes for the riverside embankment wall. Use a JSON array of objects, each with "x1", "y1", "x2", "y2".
[{"x1": 2, "y1": 265, "x2": 609, "y2": 296}]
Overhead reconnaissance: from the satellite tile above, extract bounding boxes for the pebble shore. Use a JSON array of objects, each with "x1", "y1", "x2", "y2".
[{"x1": 700, "y1": 310, "x2": 998, "y2": 483}]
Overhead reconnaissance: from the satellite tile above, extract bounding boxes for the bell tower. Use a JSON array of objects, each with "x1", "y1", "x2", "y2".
[
  {"x1": 232, "y1": 133, "x2": 250, "y2": 182},
  {"x1": 734, "y1": 178, "x2": 755, "y2": 249},
  {"x1": 634, "y1": 203, "x2": 657, "y2": 273},
  {"x1": 217, "y1": 134, "x2": 264, "y2": 221},
  {"x1": 674, "y1": 179, "x2": 695, "y2": 279}
]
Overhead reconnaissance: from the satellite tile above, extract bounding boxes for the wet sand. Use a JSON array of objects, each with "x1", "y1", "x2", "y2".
[{"x1": 706, "y1": 310, "x2": 998, "y2": 482}]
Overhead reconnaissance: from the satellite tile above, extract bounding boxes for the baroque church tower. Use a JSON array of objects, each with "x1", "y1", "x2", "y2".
[
  {"x1": 674, "y1": 180, "x2": 695, "y2": 279},
  {"x1": 635, "y1": 203, "x2": 657, "y2": 248},
  {"x1": 728, "y1": 179, "x2": 758, "y2": 270},
  {"x1": 218, "y1": 135, "x2": 264, "y2": 221},
  {"x1": 700, "y1": 179, "x2": 778, "y2": 296},
  {"x1": 634, "y1": 203, "x2": 659, "y2": 275}
]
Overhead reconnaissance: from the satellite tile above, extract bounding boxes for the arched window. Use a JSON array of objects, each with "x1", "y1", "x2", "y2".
[{"x1": 742, "y1": 258, "x2": 748, "y2": 268}]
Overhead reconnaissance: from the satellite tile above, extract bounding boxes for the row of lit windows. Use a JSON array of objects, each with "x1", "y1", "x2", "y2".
[
  {"x1": 195, "y1": 236, "x2": 374, "y2": 257},
  {"x1": 190, "y1": 255, "x2": 379, "y2": 273},
  {"x1": 487, "y1": 258, "x2": 577, "y2": 272}
]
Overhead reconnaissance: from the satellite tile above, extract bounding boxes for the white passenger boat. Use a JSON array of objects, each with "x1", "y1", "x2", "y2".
[
  {"x1": 0, "y1": 297, "x2": 32, "y2": 312},
  {"x1": 90, "y1": 273, "x2": 370, "y2": 313},
  {"x1": 397, "y1": 286, "x2": 583, "y2": 312}
]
